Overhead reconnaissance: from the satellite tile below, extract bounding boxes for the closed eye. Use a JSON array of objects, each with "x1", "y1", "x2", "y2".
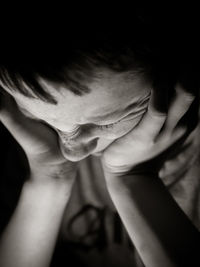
[
  {"x1": 97, "y1": 108, "x2": 147, "y2": 131},
  {"x1": 97, "y1": 120, "x2": 122, "y2": 130}
]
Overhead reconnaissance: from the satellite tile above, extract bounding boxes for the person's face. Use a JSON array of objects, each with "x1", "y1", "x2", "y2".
[{"x1": 7, "y1": 69, "x2": 151, "y2": 161}]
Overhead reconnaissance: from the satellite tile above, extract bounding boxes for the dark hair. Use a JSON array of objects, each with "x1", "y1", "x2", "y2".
[
  {"x1": 0, "y1": 30, "x2": 153, "y2": 104},
  {"x1": 0, "y1": 7, "x2": 199, "y2": 104}
]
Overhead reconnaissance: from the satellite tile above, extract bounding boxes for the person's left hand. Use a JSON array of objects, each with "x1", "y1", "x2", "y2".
[{"x1": 101, "y1": 83, "x2": 197, "y2": 176}]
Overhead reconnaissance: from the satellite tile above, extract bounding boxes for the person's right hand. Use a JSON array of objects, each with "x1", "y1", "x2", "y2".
[
  {"x1": 101, "y1": 82, "x2": 199, "y2": 176},
  {"x1": 0, "y1": 90, "x2": 78, "y2": 183}
]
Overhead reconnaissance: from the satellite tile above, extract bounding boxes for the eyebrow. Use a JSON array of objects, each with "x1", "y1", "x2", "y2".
[
  {"x1": 87, "y1": 103, "x2": 138, "y2": 124},
  {"x1": 91, "y1": 94, "x2": 151, "y2": 123},
  {"x1": 89, "y1": 112, "x2": 122, "y2": 124},
  {"x1": 18, "y1": 93, "x2": 149, "y2": 128}
]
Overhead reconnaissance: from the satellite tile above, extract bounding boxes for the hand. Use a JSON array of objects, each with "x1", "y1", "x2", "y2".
[
  {"x1": 0, "y1": 90, "x2": 77, "y2": 182},
  {"x1": 101, "y1": 83, "x2": 198, "y2": 175}
]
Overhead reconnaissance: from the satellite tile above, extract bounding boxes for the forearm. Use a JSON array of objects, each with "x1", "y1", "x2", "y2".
[
  {"x1": 0, "y1": 171, "x2": 76, "y2": 267},
  {"x1": 104, "y1": 172, "x2": 200, "y2": 267}
]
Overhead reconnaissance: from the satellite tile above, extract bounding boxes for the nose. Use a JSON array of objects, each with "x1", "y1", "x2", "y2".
[
  {"x1": 56, "y1": 124, "x2": 119, "y2": 161},
  {"x1": 58, "y1": 133, "x2": 99, "y2": 161}
]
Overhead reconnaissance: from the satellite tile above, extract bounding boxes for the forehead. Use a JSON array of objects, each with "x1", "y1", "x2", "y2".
[{"x1": 13, "y1": 70, "x2": 151, "y2": 124}]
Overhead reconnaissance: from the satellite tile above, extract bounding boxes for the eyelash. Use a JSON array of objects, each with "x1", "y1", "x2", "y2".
[{"x1": 97, "y1": 121, "x2": 120, "y2": 130}]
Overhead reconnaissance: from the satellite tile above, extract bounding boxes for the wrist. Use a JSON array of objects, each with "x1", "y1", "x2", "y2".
[
  {"x1": 29, "y1": 161, "x2": 78, "y2": 191},
  {"x1": 101, "y1": 156, "x2": 159, "y2": 178},
  {"x1": 25, "y1": 173, "x2": 75, "y2": 203},
  {"x1": 30, "y1": 160, "x2": 77, "y2": 178},
  {"x1": 103, "y1": 165, "x2": 158, "y2": 192}
]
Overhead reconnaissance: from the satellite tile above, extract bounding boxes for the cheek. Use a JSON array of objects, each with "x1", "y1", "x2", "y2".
[
  {"x1": 57, "y1": 111, "x2": 145, "y2": 159},
  {"x1": 93, "y1": 138, "x2": 114, "y2": 153},
  {"x1": 104, "y1": 115, "x2": 143, "y2": 139},
  {"x1": 59, "y1": 114, "x2": 143, "y2": 147},
  {"x1": 92, "y1": 115, "x2": 144, "y2": 153}
]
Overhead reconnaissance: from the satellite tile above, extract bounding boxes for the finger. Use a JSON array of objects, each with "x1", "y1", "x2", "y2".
[
  {"x1": 163, "y1": 83, "x2": 195, "y2": 132},
  {"x1": 134, "y1": 88, "x2": 167, "y2": 140}
]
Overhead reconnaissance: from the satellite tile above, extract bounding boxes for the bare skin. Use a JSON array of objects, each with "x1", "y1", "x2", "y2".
[
  {"x1": 1, "y1": 70, "x2": 151, "y2": 161},
  {"x1": 0, "y1": 69, "x2": 199, "y2": 267}
]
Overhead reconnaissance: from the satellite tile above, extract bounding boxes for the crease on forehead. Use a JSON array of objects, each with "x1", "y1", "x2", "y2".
[
  {"x1": 84, "y1": 92, "x2": 150, "y2": 124},
  {"x1": 13, "y1": 71, "x2": 151, "y2": 123}
]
